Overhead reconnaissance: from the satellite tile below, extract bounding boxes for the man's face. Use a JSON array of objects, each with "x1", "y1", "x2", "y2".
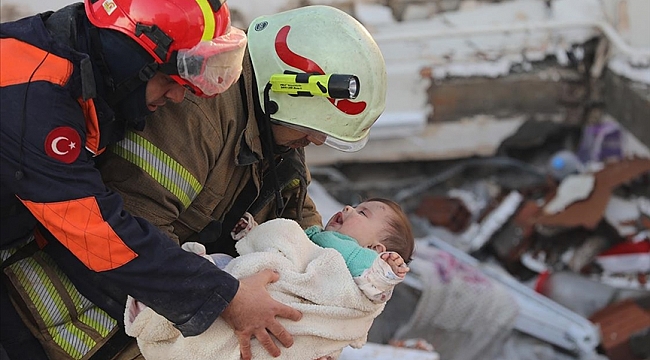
[
  {"x1": 270, "y1": 123, "x2": 326, "y2": 148},
  {"x1": 324, "y1": 201, "x2": 394, "y2": 249},
  {"x1": 145, "y1": 72, "x2": 187, "y2": 112}
]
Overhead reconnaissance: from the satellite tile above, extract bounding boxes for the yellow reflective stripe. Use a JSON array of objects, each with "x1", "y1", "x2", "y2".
[
  {"x1": 11, "y1": 259, "x2": 92, "y2": 359},
  {"x1": 111, "y1": 131, "x2": 203, "y2": 208},
  {"x1": 80, "y1": 307, "x2": 117, "y2": 337},
  {"x1": 60, "y1": 321, "x2": 96, "y2": 359},
  {"x1": 283, "y1": 178, "x2": 301, "y2": 191},
  {"x1": 40, "y1": 249, "x2": 89, "y2": 312},
  {"x1": 14, "y1": 258, "x2": 68, "y2": 326},
  {"x1": 195, "y1": 0, "x2": 216, "y2": 40},
  {"x1": 41, "y1": 253, "x2": 117, "y2": 336}
]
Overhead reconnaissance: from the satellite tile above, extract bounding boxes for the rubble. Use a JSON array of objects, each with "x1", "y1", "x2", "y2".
[
  {"x1": 310, "y1": 116, "x2": 649, "y2": 360},
  {"x1": 589, "y1": 298, "x2": 650, "y2": 360},
  {"x1": 535, "y1": 158, "x2": 650, "y2": 229}
]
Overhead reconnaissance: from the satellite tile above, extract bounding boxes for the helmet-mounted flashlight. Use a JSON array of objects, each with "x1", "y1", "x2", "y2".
[{"x1": 270, "y1": 73, "x2": 360, "y2": 99}]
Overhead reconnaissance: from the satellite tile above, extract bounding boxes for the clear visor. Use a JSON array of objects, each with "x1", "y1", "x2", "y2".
[
  {"x1": 324, "y1": 134, "x2": 369, "y2": 152},
  {"x1": 177, "y1": 27, "x2": 247, "y2": 97},
  {"x1": 277, "y1": 121, "x2": 370, "y2": 152}
]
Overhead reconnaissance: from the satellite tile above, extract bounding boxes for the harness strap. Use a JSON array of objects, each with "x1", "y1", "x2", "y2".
[{"x1": 0, "y1": 239, "x2": 39, "y2": 271}]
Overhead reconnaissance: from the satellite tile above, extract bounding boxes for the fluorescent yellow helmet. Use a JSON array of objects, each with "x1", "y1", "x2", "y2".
[{"x1": 247, "y1": 5, "x2": 387, "y2": 152}]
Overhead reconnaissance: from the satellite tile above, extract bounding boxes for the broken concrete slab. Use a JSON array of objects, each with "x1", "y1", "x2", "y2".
[{"x1": 535, "y1": 158, "x2": 650, "y2": 229}]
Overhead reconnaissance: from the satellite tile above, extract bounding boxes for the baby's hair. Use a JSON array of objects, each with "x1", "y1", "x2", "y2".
[{"x1": 365, "y1": 198, "x2": 415, "y2": 263}]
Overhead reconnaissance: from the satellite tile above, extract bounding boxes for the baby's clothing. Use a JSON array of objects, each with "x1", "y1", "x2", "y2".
[
  {"x1": 304, "y1": 225, "x2": 403, "y2": 303},
  {"x1": 304, "y1": 225, "x2": 376, "y2": 276}
]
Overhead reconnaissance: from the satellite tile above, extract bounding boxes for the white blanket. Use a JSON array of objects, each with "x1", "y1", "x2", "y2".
[{"x1": 124, "y1": 218, "x2": 384, "y2": 360}]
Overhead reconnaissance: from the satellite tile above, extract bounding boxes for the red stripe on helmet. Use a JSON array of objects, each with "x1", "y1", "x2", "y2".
[{"x1": 274, "y1": 26, "x2": 366, "y2": 115}]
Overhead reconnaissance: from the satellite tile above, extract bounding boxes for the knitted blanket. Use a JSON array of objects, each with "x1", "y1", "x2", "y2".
[{"x1": 124, "y1": 218, "x2": 384, "y2": 359}]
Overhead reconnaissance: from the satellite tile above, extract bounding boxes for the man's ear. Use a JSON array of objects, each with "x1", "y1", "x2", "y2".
[{"x1": 371, "y1": 243, "x2": 386, "y2": 253}]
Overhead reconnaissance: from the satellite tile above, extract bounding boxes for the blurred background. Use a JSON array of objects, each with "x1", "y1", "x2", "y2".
[{"x1": 3, "y1": 1, "x2": 648, "y2": 359}]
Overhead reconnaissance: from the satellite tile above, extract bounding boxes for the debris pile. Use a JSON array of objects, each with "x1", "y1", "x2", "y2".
[{"x1": 356, "y1": 117, "x2": 650, "y2": 360}]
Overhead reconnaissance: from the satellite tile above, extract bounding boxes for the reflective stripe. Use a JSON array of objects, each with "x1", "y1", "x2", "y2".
[
  {"x1": 283, "y1": 178, "x2": 301, "y2": 191},
  {"x1": 195, "y1": 0, "x2": 216, "y2": 41},
  {"x1": 112, "y1": 131, "x2": 202, "y2": 209},
  {"x1": 0, "y1": 248, "x2": 16, "y2": 261},
  {"x1": 80, "y1": 307, "x2": 116, "y2": 338},
  {"x1": 1, "y1": 247, "x2": 118, "y2": 360},
  {"x1": 40, "y1": 252, "x2": 116, "y2": 337}
]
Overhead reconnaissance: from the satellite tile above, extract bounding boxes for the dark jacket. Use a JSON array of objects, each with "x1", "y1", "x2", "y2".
[{"x1": 0, "y1": 5, "x2": 237, "y2": 336}]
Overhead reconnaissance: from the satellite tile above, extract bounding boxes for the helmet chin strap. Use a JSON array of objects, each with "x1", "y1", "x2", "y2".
[
  {"x1": 260, "y1": 83, "x2": 285, "y2": 216},
  {"x1": 89, "y1": 26, "x2": 159, "y2": 125},
  {"x1": 105, "y1": 62, "x2": 158, "y2": 108}
]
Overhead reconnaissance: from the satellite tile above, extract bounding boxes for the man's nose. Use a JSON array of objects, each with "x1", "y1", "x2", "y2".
[{"x1": 166, "y1": 84, "x2": 187, "y2": 103}]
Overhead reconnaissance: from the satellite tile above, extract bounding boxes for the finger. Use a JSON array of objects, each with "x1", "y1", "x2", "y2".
[
  {"x1": 257, "y1": 269, "x2": 280, "y2": 285},
  {"x1": 237, "y1": 333, "x2": 253, "y2": 360},
  {"x1": 267, "y1": 322, "x2": 293, "y2": 348},
  {"x1": 274, "y1": 302, "x2": 302, "y2": 322},
  {"x1": 255, "y1": 330, "x2": 281, "y2": 357}
]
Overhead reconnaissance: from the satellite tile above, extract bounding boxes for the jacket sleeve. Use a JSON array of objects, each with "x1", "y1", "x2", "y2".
[{"x1": 3, "y1": 87, "x2": 237, "y2": 336}]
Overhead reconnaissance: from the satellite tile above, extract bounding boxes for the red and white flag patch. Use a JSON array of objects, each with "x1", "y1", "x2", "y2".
[{"x1": 45, "y1": 126, "x2": 82, "y2": 164}]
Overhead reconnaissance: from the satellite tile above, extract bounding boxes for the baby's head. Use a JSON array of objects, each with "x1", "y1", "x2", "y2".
[{"x1": 325, "y1": 198, "x2": 414, "y2": 262}]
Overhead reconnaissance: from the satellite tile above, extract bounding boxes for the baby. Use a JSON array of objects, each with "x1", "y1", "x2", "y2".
[
  {"x1": 229, "y1": 197, "x2": 414, "y2": 302},
  {"x1": 126, "y1": 198, "x2": 415, "y2": 359}
]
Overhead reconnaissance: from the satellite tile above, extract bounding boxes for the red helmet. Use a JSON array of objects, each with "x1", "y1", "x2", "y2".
[{"x1": 85, "y1": 0, "x2": 246, "y2": 97}]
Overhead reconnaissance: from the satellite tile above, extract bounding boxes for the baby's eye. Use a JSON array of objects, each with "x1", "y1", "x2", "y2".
[{"x1": 359, "y1": 210, "x2": 367, "y2": 216}]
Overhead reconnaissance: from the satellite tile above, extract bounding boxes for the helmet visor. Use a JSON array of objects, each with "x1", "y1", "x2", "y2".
[
  {"x1": 177, "y1": 27, "x2": 247, "y2": 97},
  {"x1": 324, "y1": 134, "x2": 369, "y2": 152},
  {"x1": 276, "y1": 121, "x2": 370, "y2": 152}
]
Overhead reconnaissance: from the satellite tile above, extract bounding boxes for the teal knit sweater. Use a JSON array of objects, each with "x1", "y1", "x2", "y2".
[{"x1": 304, "y1": 226, "x2": 378, "y2": 277}]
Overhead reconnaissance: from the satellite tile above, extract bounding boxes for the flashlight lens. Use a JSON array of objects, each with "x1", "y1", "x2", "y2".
[{"x1": 348, "y1": 77, "x2": 359, "y2": 99}]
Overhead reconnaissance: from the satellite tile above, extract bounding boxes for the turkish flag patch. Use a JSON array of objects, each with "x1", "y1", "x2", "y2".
[{"x1": 44, "y1": 127, "x2": 82, "y2": 164}]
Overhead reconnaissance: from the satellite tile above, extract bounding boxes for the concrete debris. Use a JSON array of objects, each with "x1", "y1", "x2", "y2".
[
  {"x1": 469, "y1": 191, "x2": 523, "y2": 251},
  {"x1": 356, "y1": 133, "x2": 649, "y2": 360},
  {"x1": 415, "y1": 196, "x2": 472, "y2": 233},
  {"x1": 588, "y1": 298, "x2": 650, "y2": 360},
  {"x1": 596, "y1": 239, "x2": 650, "y2": 274},
  {"x1": 604, "y1": 196, "x2": 644, "y2": 237},
  {"x1": 535, "y1": 158, "x2": 650, "y2": 229},
  {"x1": 543, "y1": 174, "x2": 595, "y2": 215}
]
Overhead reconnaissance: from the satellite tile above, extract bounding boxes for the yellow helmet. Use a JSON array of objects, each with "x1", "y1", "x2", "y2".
[{"x1": 247, "y1": 6, "x2": 387, "y2": 152}]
